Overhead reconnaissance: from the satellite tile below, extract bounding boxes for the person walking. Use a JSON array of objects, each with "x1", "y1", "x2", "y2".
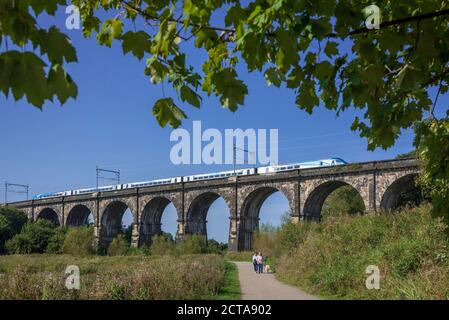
[
  {"x1": 252, "y1": 252, "x2": 258, "y2": 273},
  {"x1": 256, "y1": 252, "x2": 264, "y2": 274}
]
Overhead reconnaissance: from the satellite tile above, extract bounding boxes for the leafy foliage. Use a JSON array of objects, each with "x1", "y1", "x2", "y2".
[
  {"x1": 150, "y1": 233, "x2": 177, "y2": 255},
  {"x1": 0, "y1": 1, "x2": 77, "y2": 107},
  {"x1": 46, "y1": 226, "x2": 68, "y2": 254},
  {"x1": 322, "y1": 185, "x2": 366, "y2": 218},
  {"x1": 107, "y1": 234, "x2": 130, "y2": 256},
  {"x1": 2, "y1": 1, "x2": 448, "y2": 221},
  {"x1": 276, "y1": 205, "x2": 449, "y2": 299},
  {"x1": 62, "y1": 226, "x2": 95, "y2": 255},
  {"x1": 0, "y1": 207, "x2": 28, "y2": 254},
  {"x1": 415, "y1": 119, "x2": 449, "y2": 226},
  {"x1": 5, "y1": 220, "x2": 60, "y2": 254}
]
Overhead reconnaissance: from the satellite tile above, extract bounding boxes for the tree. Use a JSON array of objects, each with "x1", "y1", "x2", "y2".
[
  {"x1": 1, "y1": 1, "x2": 448, "y2": 221},
  {"x1": 107, "y1": 234, "x2": 129, "y2": 256},
  {"x1": 46, "y1": 225, "x2": 68, "y2": 253},
  {"x1": 62, "y1": 226, "x2": 95, "y2": 255},
  {"x1": 322, "y1": 185, "x2": 366, "y2": 218},
  {"x1": 5, "y1": 219, "x2": 58, "y2": 254},
  {"x1": 0, "y1": 207, "x2": 28, "y2": 254}
]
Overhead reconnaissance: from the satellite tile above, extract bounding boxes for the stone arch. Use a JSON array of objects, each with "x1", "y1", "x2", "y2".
[
  {"x1": 184, "y1": 191, "x2": 232, "y2": 240},
  {"x1": 139, "y1": 196, "x2": 179, "y2": 246},
  {"x1": 99, "y1": 200, "x2": 136, "y2": 249},
  {"x1": 238, "y1": 186, "x2": 292, "y2": 251},
  {"x1": 303, "y1": 180, "x2": 366, "y2": 220},
  {"x1": 380, "y1": 173, "x2": 419, "y2": 211},
  {"x1": 66, "y1": 204, "x2": 94, "y2": 227},
  {"x1": 36, "y1": 207, "x2": 60, "y2": 226}
]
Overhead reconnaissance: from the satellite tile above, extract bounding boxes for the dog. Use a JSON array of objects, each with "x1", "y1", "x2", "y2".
[{"x1": 264, "y1": 265, "x2": 271, "y2": 273}]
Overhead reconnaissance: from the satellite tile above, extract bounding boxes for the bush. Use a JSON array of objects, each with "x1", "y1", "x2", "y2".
[
  {"x1": 0, "y1": 207, "x2": 28, "y2": 254},
  {"x1": 46, "y1": 226, "x2": 68, "y2": 254},
  {"x1": 322, "y1": 185, "x2": 365, "y2": 218},
  {"x1": 276, "y1": 205, "x2": 449, "y2": 299},
  {"x1": 5, "y1": 220, "x2": 57, "y2": 254},
  {"x1": 150, "y1": 234, "x2": 176, "y2": 255},
  {"x1": 107, "y1": 234, "x2": 129, "y2": 256},
  {"x1": 178, "y1": 234, "x2": 208, "y2": 254},
  {"x1": 62, "y1": 226, "x2": 95, "y2": 256},
  {"x1": 206, "y1": 239, "x2": 227, "y2": 254},
  {"x1": 252, "y1": 223, "x2": 277, "y2": 258}
]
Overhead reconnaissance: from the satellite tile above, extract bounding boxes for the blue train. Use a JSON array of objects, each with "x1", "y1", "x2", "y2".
[{"x1": 32, "y1": 158, "x2": 347, "y2": 200}]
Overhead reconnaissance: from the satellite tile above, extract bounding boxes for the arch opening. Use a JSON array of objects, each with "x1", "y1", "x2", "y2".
[
  {"x1": 380, "y1": 174, "x2": 424, "y2": 211},
  {"x1": 239, "y1": 187, "x2": 287, "y2": 251},
  {"x1": 185, "y1": 192, "x2": 230, "y2": 246},
  {"x1": 37, "y1": 208, "x2": 60, "y2": 226},
  {"x1": 66, "y1": 205, "x2": 94, "y2": 227},
  {"x1": 99, "y1": 201, "x2": 134, "y2": 249},
  {"x1": 140, "y1": 197, "x2": 178, "y2": 247},
  {"x1": 304, "y1": 181, "x2": 365, "y2": 221}
]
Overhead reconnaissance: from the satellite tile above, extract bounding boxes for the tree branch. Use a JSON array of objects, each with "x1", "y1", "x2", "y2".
[
  {"x1": 348, "y1": 8, "x2": 449, "y2": 36},
  {"x1": 121, "y1": 1, "x2": 235, "y2": 34}
]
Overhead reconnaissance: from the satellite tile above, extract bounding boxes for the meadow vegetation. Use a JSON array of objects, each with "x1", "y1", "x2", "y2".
[
  {"x1": 0, "y1": 254, "x2": 232, "y2": 300},
  {"x1": 249, "y1": 201, "x2": 449, "y2": 299}
]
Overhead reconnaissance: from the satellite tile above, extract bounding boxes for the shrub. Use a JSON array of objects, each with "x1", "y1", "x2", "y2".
[
  {"x1": 46, "y1": 226, "x2": 68, "y2": 254},
  {"x1": 207, "y1": 239, "x2": 227, "y2": 254},
  {"x1": 178, "y1": 234, "x2": 208, "y2": 254},
  {"x1": 252, "y1": 223, "x2": 277, "y2": 258},
  {"x1": 107, "y1": 234, "x2": 129, "y2": 256},
  {"x1": 5, "y1": 220, "x2": 57, "y2": 254},
  {"x1": 62, "y1": 226, "x2": 95, "y2": 256},
  {"x1": 0, "y1": 207, "x2": 28, "y2": 254},
  {"x1": 150, "y1": 234, "x2": 176, "y2": 255},
  {"x1": 276, "y1": 204, "x2": 449, "y2": 299}
]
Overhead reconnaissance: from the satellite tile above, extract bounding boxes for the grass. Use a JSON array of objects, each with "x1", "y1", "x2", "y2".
[
  {"x1": 0, "y1": 254, "x2": 231, "y2": 300},
  {"x1": 214, "y1": 261, "x2": 241, "y2": 300},
  {"x1": 225, "y1": 251, "x2": 252, "y2": 262},
  {"x1": 275, "y1": 204, "x2": 449, "y2": 299}
]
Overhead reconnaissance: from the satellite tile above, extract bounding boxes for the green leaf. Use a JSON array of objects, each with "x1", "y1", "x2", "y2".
[
  {"x1": 275, "y1": 29, "x2": 298, "y2": 71},
  {"x1": 194, "y1": 29, "x2": 219, "y2": 50},
  {"x1": 296, "y1": 80, "x2": 319, "y2": 113},
  {"x1": 97, "y1": 19, "x2": 123, "y2": 47},
  {"x1": 0, "y1": 51, "x2": 49, "y2": 107},
  {"x1": 152, "y1": 98, "x2": 187, "y2": 128},
  {"x1": 264, "y1": 67, "x2": 284, "y2": 87},
  {"x1": 48, "y1": 64, "x2": 78, "y2": 105},
  {"x1": 122, "y1": 31, "x2": 152, "y2": 60},
  {"x1": 33, "y1": 26, "x2": 77, "y2": 64},
  {"x1": 210, "y1": 68, "x2": 248, "y2": 111},
  {"x1": 145, "y1": 57, "x2": 169, "y2": 84},
  {"x1": 315, "y1": 61, "x2": 334, "y2": 81},
  {"x1": 324, "y1": 41, "x2": 339, "y2": 57},
  {"x1": 180, "y1": 85, "x2": 201, "y2": 108}
]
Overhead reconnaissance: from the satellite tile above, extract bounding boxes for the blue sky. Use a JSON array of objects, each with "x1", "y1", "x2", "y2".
[{"x1": 2, "y1": 6, "x2": 444, "y2": 242}]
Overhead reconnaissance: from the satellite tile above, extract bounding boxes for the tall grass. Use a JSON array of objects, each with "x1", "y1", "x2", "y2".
[
  {"x1": 0, "y1": 254, "x2": 227, "y2": 300},
  {"x1": 275, "y1": 205, "x2": 449, "y2": 299}
]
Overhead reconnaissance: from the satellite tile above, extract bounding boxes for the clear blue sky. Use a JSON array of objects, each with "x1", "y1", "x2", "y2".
[{"x1": 2, "y1": 7, "x2": 444, "y2": 242}]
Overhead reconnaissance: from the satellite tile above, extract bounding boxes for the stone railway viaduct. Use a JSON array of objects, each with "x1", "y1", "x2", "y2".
[{"x1": 8, "y1": 158, "x2": 419, "y2": 251}]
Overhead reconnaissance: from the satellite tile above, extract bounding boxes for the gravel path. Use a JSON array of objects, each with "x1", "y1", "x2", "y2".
[{"x1": 234, "y1": 262, "x2": 318, "y2": 300}]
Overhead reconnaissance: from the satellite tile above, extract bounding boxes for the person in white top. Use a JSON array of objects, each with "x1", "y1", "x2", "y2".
[{"x1": 252, "y1": 252, "x2": 258, "y2": 273}]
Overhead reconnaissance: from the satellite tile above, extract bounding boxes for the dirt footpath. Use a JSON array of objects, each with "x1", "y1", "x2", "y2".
[{"x1": 234, "y1": 262, "x2": 318, "y2": 300}]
